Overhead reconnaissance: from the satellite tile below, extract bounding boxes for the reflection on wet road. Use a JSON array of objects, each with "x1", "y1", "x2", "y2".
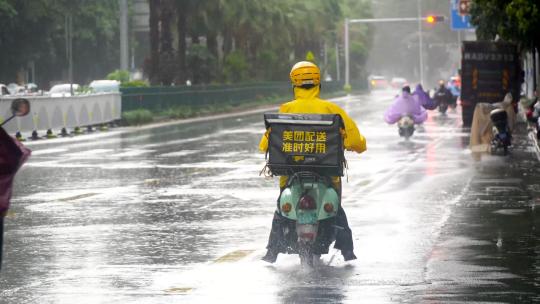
[{"x1": 1, "y1": 91, "x2": 539, "y2": 303}]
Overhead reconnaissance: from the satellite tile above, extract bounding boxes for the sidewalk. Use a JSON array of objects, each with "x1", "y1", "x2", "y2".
[
  {"x1": 414, "y1": 115, "x2": 540, "y2": 302},
  {"x1": 518, "y1": 103, "x2": 540, "y2": 162},
  {"x1": 526, "y1": 121, "x2": 540, "y2": 162}
]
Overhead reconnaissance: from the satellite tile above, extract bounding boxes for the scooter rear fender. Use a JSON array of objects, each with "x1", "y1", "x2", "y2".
[{"x1": 279, "y1": 180, "x2": 339, "y2": 222}]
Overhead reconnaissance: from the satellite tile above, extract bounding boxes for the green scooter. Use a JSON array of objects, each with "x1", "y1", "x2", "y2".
[{"x1": 264, "y1": 113, "x2": 344, "y2": 266}]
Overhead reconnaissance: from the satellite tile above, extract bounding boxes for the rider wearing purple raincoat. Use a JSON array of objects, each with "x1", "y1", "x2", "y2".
[
  {"x1": 413, "y1": 84, "x2": 437, "y2": 110},
  {"x1": 384, "y1": 86, "x2": 428, "y2": 124},
  {"x1": 0, "y1": 126, "x2": 31, "y2": 271}
]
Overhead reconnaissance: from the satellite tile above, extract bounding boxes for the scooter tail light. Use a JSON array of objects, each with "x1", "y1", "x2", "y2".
[
  {"x1": 298, "y1": 195, "x2": 316, "y2": 210},
  {"x1": 281, "y1": 202, "x2": 292, "y2": 213},
  {"x1": 300, "y1": 233, "x2": 315, "y2": 240},
  {"x1": 324, "y1": 203, "x2": 334, "y2": 213}
]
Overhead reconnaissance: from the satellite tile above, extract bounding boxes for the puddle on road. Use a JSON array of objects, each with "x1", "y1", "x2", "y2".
[
  {"x1": 492, "y1": 208, "x2": 528, "y2": 216},
  {"x1": 110, "y1": 149, "x2": 155, "y2": 158},
  {"x1": 158, "y1": 150, "x2": 201, "y2": 158}
]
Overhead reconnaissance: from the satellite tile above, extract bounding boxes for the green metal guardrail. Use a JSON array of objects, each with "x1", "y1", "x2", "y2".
[{"x1": 120, "y1": 81, "x2": 359, "y2": 112}]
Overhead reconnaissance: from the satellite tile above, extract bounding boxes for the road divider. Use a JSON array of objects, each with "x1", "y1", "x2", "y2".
[
  {"x1": 214, "y1": 249, "x2": 255, "y2": 263},
  {"x1": 0, "y1": 93, "x2": 121, "y2": 137}
]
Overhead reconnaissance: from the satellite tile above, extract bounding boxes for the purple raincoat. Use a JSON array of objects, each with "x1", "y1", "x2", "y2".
[
  {"x1": 413, "y1": 84, "x2": 437, "y2": 110},
  {"x1": 384, "y1": 91, "x2": 428, "y2": 124},
  {"x1": 0, "y1": 127, "x2": 31, "y2": 216}
]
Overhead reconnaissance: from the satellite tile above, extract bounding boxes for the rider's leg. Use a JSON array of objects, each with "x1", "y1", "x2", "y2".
[
  {"x1": 262, "y1": 211, "x2": 285, "y2": 263},
  {"x1": 0, "y1": 215, "x2": 4, "y2": 271},
  {"x1": 331, "y1": 177, "x2": 357, "y2": 261},
  {"x1": 262, "y1": 176, "x2": 289, "y2": 263},
  {"x1": 334, "y1": 206, "x2": 357, "y2": 260}
]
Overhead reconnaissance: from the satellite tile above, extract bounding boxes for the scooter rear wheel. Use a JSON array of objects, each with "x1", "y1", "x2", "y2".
[
  {"x1": 299, "y1": 244, "x2": 314, "y2": 267},
  {"x1": 439, "y1": 104, "x2": 448, "y2": 114}
]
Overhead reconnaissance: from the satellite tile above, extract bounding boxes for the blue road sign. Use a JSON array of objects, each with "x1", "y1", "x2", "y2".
[{"x1": 450, "y1": 0, "x2": 474, "y2": 31}]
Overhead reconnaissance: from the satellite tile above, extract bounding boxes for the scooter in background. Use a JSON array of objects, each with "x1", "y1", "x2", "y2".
[
  {"x1": 435, "y1": 91, "x2": 449, "y2": 114},
  {"x1": 490, "y1": 108, "x2": 512, "y2": 155}
]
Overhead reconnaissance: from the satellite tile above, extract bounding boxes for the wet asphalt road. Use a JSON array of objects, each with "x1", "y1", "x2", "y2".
[{"x1": 1, "y1": 91, "x2": 539, "y2": 303}]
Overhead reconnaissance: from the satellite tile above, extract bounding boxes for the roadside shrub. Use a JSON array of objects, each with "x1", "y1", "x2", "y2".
[
  {"x1": 122, "y1": 109, "x2": 153, "y2": 125},
  {"x1": 122, "y1": 80, "x2": 149, "y2": 88},
  {"x1": 78, "y1": 85, "x2": 92, "y2": 94},
  {"x1": 107, "y1": 69, "x2": 130, "y2": 83},
  {"x1": 163, "y1": 105, "x2": 194, "y2": 119}
]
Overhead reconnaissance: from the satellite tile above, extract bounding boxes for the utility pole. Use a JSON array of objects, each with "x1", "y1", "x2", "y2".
[
  {"x1": 119, "y1": 0, "x2": 129, "y2": 71},
  {"x1": 344, "y1": 18, "x2": 350, "y2": 88},
  {"x1": 343, "y1": 15, "x2": 445, "y2": 89},
  {"x1": 65, "y1": 14, "x2": 73, "y2": 95},
  {"x1": 417, "y1": 0, "x2": 424, "y2": 85},
  {"x1": 336, "y1": 43, "x2": 340, "y2": 81}
]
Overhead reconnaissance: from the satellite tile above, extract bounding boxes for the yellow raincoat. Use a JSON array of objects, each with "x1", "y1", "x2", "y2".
[{"x1": 259, "y1": 86, "x2": 367, "y2": 188}]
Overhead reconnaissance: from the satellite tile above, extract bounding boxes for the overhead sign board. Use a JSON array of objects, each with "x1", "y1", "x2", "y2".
[{"x1": 450, "y1": 0, "x2": 474, "y2": 30}]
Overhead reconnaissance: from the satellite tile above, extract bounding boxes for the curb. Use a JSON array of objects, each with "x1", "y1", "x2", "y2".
[
  {"x1": 528, "y1": 126, "x2": 540, "y2": 161},
  {"x1": 518, "y1": 102, "x2": 540, "y2": 161}
]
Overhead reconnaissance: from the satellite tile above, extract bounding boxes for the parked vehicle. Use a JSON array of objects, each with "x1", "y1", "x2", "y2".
[
  {"x1": 0, "y1": 84, "x2": 9, "y2": 96},
  {"x1": 24, "y1": 83, "x2": 38, "y2": 94},
  {"x1": 460, "y1": 41, "x2": 521, "y2": 126},
  {"x1": 368, "y1": 75, "x2": 388, "y2": 90},
  {"x1": 48, "y1": 83, "x2": 80, "y2": 97},
  {"x1": 89, "y1": 80, "x2": 120, "y2": 93},
  {"x1": 390, "y1": 77, "x2": 408, "y2": 89},
  {"x1": 6, "y1": 83, "x2": 23, "y2": 95}
]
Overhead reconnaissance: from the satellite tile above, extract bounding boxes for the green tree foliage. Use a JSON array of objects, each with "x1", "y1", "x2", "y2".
[
  {"x1": 0, "y1": 0, "x2": 15, "y2": 16},
  {"x1": 0, "y1": 0, "x2": 120, "y2": 88},
  {"x1": 470, "y1": 0, "x2": 540, "y2": 49},
  {"x1": 107, "y1": 70, "x2": 130, "y2": 83},
  {"x1": 0, "y1": 0, "x2": 373, "y2": 87},
  {"x1": 186, "y1": 44, "x2": 217, "y2": 84},
  {"x1": 146, "y1": 0, "x2": 373, "y2": 85},
  {"x1": 222, "y1": 51, "x2": 249, "y2": 83},
  {"x1": 341, "y1": 0, "x2": 372, "y2": 81}
]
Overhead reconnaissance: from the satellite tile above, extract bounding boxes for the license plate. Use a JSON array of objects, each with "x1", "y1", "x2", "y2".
[
  {"x1": 297, "y1": 212, "x2": 317, "y2": 225},
  {"x1": 297, "y1": 224, "x2": 318, "y2": 240}
]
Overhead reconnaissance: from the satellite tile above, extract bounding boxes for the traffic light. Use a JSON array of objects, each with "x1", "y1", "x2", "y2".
[
  {"x1": 425, "y1": 15, "x2": 445, "y2": 23},
  {"x1": 459, "y1": 0, "x2": 471, "y2": 16}
]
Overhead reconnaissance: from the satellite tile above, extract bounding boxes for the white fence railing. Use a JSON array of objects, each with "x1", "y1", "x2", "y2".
[{"x1": 0, "y1": 93, "x2": 121, "y2": 133}]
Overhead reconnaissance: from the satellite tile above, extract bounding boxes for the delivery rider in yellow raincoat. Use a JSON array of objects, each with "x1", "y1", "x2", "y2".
[{"x1": 259, "y1": 61, "x2": 367, "y2": 263}]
